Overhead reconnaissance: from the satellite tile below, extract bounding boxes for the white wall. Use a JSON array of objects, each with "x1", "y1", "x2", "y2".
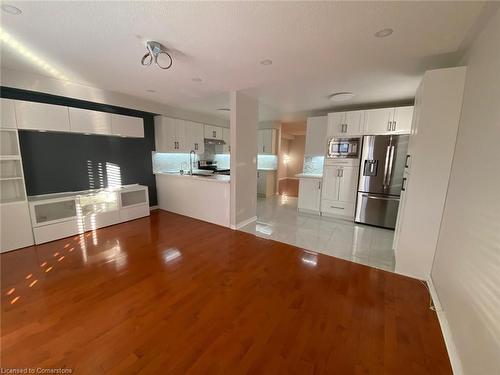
[
  {"x1": 431, "y1": 10, "x2": 500, "y2": 375},
  {"x1": 1, "y1": 68, "x2": 229, "y2": 127},
  {"x1": 286, "y1": 135, "x2": 305, "y2": 177},
  {"x1": 229, "y1": 91, "x2": 258, "y2": 228}
]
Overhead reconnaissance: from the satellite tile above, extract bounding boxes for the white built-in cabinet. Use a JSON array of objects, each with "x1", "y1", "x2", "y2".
[
  {"x1": 305, "y1": 116, "x2": 327, "y2": 156},
  {"x1": 154, "y1": 116, "x2": 205, "y2": 154},
  {"x1": 15, "y1": 100, "x2": 71, "y2": 132},
  {"x1": 321, "y1": 160, "x2": 359, "y2": 219},
  {"x1": 327, "y1": 110, "x2": 364, "y2": 137},
  {"x1": 0, "y1": 123, "x2": 34, "y2": 252},
  {"x1": 393, "y1": 67, "x2": 466, "y2": 280},
  {"x1": 3, "y1": 98, "x2": 144, "y2": 138},
  {"x1": 69, "y1": 107, "x2": 111, "y2": 135},
  {"x1": 363, "y1": 106, "x2": 413, "y2": 135},
  {"x1": 1, "y1": 99, "x2": 17, "y2": 129},
  {"x1": 298, "y1": 177, "x2": 322, "y2": 213},
  {"x1": 257, "y1": 129, "x2": 276, "y2": 155},
  {"x1": 110, "y1": 114, "x2": 144, "y2": 138}
]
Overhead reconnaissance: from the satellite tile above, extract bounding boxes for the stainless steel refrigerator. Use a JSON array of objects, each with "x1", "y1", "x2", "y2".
[{"x1": 355, "y1": 134, "x2": 409, "y2": 229}]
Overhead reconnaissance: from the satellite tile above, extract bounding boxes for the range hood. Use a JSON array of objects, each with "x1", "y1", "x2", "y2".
[{"x1": 204, "y1": 138, "x2": 226, "y2": 145}]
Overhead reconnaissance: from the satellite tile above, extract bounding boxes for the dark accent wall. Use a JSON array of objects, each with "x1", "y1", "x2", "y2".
[{"x1": 0, "y1": 86, "x2": 158, "y2": 206}]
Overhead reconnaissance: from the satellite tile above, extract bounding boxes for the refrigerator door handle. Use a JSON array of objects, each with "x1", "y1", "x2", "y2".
[
  {"x1": 360, "y1": 194, "x2": 400, "y2": 201},
  {"x1": 383, "y1": 145, "x2": 390, "y2": 188},
  {"x1": 386, "y1": 145, "x2": 395, "y2": 188}
]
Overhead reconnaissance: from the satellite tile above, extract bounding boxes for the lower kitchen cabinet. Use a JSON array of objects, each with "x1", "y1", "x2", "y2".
[
  {"x1": 257, "y1": 170, "x2": 276, "y2": 197},
  {"x1": 298, "y1": 178, "x2": 322, "y2": 214},
  {"x1": 321, "y1": 163, "x2": 359, "y2": 219}
]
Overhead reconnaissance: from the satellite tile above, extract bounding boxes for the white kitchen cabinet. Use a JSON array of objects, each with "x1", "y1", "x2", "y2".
[
  {"x1": 111, "y1": 114, "x2": 144, "y2": 138},
  {"x1": 222, "y1": 128, "x2": 230, "y2": 154},
  {"x1": 204, "y1": 125, "x2": 223, "y2": 140},
  {"x1": 394, "y1": 67, "x2": 466, "y2": 280},
  {"x1": 321, "y1": 163, "x2": 358, "y2": 218},
  {"x1": 327, "y1": 110, "x2": 364, "y2": 137},
  {"x1": 364, "y1": 106, "x2": 413, "y2": 135},
  {"x1": 69, "y1": 107, "x2": 111, "y2": 135},
  {"x1": 185, "y1": 121, "x2": 205, "y2": 154},
  {"x1": 155, "y1": 116, "x2": 177, "y2": 152},
  {"x1": 257, "y1": 170, "x2": 276, "y2": 197},
  {"x1": 257, "y1": 129, "x2": 276, "y2": 155},
  {"x1": 392, "y1": 106, "x2": 414, "y2": 134},
  {"x1": 15, "y1": 100, "x2": 70, "y2": 132},
  {"x1": 1, "y1": 99, "x2": 17, "y2": 129},
  {"x1": 298, "y1": 178, "x2": 322, "y2": 213},
  {"x1": 305, "y1": 116, "x2": 327, "y2": 156}
]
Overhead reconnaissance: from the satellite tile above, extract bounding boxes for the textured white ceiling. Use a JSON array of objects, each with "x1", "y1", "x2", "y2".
[{"x1": 0, "y1": 1, "x2": 485, "y2": 121}]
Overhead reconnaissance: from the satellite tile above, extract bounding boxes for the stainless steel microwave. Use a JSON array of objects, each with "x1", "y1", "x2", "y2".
[{"x1": 327, "y1": 137, "x2": 361, "y2": 158}]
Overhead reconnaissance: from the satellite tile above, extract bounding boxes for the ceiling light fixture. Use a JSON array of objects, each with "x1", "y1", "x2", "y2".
[
  {"x1": 141, "y1": 41, "x2": 173, "y2": 70},
  {"x1": 146, "y1": 89, "x2": 156, "y2": 93},
  {"x1": 328, "y1": 92, "x2": 355, "y2": 102},
  {"x1": 260, "y1": 59, "x2": 273, "y2": 66},
  {"x1": 374, "y1": 28, "x2": 394, "y2": 38},
  {"x1": 192, "y1": 77, "x2": 203, "y2": 82},
  {"x1": 1, "y1": 4, "x2": 22, "y2": 15}
]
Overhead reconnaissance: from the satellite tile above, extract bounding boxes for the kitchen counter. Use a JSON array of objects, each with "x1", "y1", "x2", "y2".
[
  {"x1": 154, "y1": 171, "x2": 230, "y2": 183},
  {"x1": 258, "y1": 168, "x2": 277, "y2": 171},
  {"x1": 295, "y1": 173, "x2": 323, "y2": 179},
  {"x1": 155, "y1": 172, "x2": 230, "y2": 227}
]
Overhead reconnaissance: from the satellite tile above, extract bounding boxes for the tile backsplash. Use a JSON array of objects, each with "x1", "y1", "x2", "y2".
[
  {"x1": 152, "y1": 152, "x2": 198, "y2": 173},
  {"x1": 303, "y1": 156, "x2": 324, "y2": 174},
  {"x1": 257, "y1": 155, "x2": 278, "y2": 170}
]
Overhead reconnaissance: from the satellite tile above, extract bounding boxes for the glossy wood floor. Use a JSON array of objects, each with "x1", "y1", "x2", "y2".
[
  {"x1": 1, "y1": 210, "x2": 451, "y2": 374},
  {"x1": 278, "y1": 178, "x2": 299, "y2": 197}
]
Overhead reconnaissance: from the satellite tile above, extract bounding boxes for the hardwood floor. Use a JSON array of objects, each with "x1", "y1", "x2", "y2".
[
  {"x1": 278, "y1": 178, "x2": 299, "y2": 197},
  {"x1": 1, "y1": 210, "x2": 451, "y2": 374}
]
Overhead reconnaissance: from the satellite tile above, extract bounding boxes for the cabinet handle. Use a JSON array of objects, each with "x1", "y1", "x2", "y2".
[
  {"x1": 392, "y1": 121, "x2": 397, "y2": 131},
  {"x1": 263, "y1": 145, "x2": 265, "y2": 153},
  {"x1": 387, "y1": 121, "x2": 392, "y2": 131},
  {"x1": 318, "y1": 181, "x2": 321, "y2": 189},
  {"x1": 345, "y1": 124, "x2": 348, "y2": 133},
  {"x1": 331, "y1": 206, "x2": 344, "y2": 209},
  {"x1": 213, "y1": 130, "x2": 216, "y2": 138},
  {"x1": 401, "y1": 177, "x2": 407, "y2": 191},
  {"x1": 405, "y1": 154, "x2": 410, "y2": 168},
  {"x1": 194, "y1": 143, "x2": 198, "y2": 150}
]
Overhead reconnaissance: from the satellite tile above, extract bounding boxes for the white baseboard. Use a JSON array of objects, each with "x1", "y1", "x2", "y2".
[
  {"x1": 427, "y1": 277, "x2": 463, "y2": 375},
  {"x1": 231, "y1": 216, "x2": 257, "y2": 230},
  {"x1": 149, "y1": 205, "x2": 159, "y2": 210}
]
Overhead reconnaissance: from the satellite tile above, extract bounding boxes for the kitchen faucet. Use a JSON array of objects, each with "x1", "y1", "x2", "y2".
[{"x1": 189, "y1": 150, "x2": 196, "y2": 175}]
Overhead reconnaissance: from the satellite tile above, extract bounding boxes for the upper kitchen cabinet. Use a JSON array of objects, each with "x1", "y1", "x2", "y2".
[
  {"x1": 1, "y1": 99, "x2": 17, "y2": 129},
  {"x1": 155, "y1": 116, "x2": 182, "y2": 152},
  {"x1": 69, "y1": 107, "x2": 111, "y2": 135},
  {"x1": 110, "y1": 114, "x2": 144, "y2": 138},
  {"x1": 15, "y1": 100, "x2": 70, "y2": 132},
  {"x1": 305, "y1": 116, "x2": 327, "y2": 156},
  {"x1": 327, "y1": 110, "x2": 364, "y2": 137},
  {"x1": 185, "y1": 121, "x2": 205, "y2": 154},
  {"x1": 258, "y1": 129, "x2": 276, "y2": 154},
  {"x1": 364, "y1": 106, "x2": 413, "y2": 135},
  {"x1": 204, "y1": 125, "x2": 223, "y2": 140},
  {"x1": 222, "y1": 128, "x2": 230, "y2": 154}
]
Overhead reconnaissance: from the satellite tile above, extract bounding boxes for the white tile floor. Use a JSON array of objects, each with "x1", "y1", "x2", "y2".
[{"x1": 240, "y1": 196, "x2": 396, "y2": 272}]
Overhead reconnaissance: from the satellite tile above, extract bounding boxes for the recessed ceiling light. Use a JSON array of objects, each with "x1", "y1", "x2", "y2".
[
  {"x1": 1, "y1": 4, "x2": 22, "y2": 15},
  {"x1": 374, "y1": 28, "x2": 394, "y2": 38},
  {"x1": 260, "y1": 59, "x2": 273, "y2": 66},
  {"x1": 328, "y1": 92, "x2": 355, "y2": 102},
  {"x1": 217, "y1": 108, "x2": 230, "y2": 112},
  {"x1": 192, "y1": 77, "x2": 203, "y2": 82},
  {"x1": 146, "y1": 89, "x2": 156, "y2": 93}
]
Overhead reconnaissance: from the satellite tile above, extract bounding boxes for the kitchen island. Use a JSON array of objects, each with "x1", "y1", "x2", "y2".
[{"x1": 155, "y1": 172, "x2": 230, "y2": 227}]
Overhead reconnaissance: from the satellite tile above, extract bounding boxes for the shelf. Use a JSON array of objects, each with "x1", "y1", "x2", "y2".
[
  {"x1": 0, "y1": 179, "x2": 26, "y2": 204},
  {"x1": 0, "y1": 177, "x2": 23, "y2": 181}
]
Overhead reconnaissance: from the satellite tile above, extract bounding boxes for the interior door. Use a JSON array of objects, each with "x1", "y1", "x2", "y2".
[
  {"x1": 322, "y1": 165, "x2": 340, "y2": 201},
  {"x1": 338, "y1": 166, "x2": 358, "y2": 203}
]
